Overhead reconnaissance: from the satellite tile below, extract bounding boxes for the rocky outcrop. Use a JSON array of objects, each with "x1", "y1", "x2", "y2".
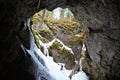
[
  {"x1": 31, "y1": 23, "x2": 76, "y2": 69},
  {"x1": 48, "y1": 40, "x2": 75, "y2": 69}
]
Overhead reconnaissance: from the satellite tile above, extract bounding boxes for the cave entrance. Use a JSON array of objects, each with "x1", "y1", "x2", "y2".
[
  {"x1": 31, "y1": 7, "x2": 84, "y2": 61},
  {"x1": 29, "y1": 7, "x2": 88, "y2": 80},
  {"x1": 30, "y1": 6, "x2": 86, "y2": 67},
  {"x1": 31, "y1": 7, "x2": 78, "y2": 33}
]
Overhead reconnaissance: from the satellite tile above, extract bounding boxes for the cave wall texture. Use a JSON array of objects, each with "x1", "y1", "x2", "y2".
[
  {"x1": 0, "y1": 0, "x2": 41, "y2": 80},
  {"x1": 0, "y1": 0, "x2": 120, "y2": 80},
  {"x1": 66, "y1": 0, "x2": 120, "y2": 80}
]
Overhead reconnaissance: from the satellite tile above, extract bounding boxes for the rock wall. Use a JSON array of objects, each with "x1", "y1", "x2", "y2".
[
  {"x1": 0, "y1": 0, "x2": 42, "y2": 80},
  {"x1": 66, "y1": 0, "x2": 120, "y2": 80}
]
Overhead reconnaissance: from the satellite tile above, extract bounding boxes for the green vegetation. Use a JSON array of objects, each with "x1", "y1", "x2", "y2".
[
  {"x1": 38, "y1": 29, "x2": 54, "y2": 39},
  {"x1": 32, "y1": 29, "x2": 47, "y2": 43},
  {"x1": 32, "y1": 10, "x2": 80, "y2": 33},
  {"x1": 48, "y1": 40, "x2": 62, "y2": 56},
  {"x1": 70, "y1": 32, "x2": 86, "y2": 44},
  {"x1": 48, "y1": 40, "x2": 75, "y2": 69},
  {"x1": 57, "y1": 18, "x2": 80, "y2": 33},
  {"x1": 31, "y1": 25, "x2": 48, "y2": 51},
  {"x1": 31, "y1": 8, "x2": 88, "y2": 70}
]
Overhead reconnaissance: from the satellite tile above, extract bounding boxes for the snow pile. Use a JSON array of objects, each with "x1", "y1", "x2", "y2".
[{"x1": 72, "y1": 71, "x2": 88, "y2": 80}]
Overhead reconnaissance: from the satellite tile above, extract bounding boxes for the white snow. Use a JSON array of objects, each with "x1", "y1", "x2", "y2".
[
  {"x1": 38, "y1": 38, "x2": 74, "y2": 55},
  {"x1": 35, "y1": 37, "x2": 89, "y2": 80},
  {"x1": 80, "y1": 43, "x2": 87, "y2": 71},
  {"x1": 41, "y1": 54, "x2": 89, "y2": 80},
  {"x1": 72, "y1": 71, "x2": 89, "y2": 80},
  {"x1": 52, "y1": 8, "x2": 61, "y2": 20}
]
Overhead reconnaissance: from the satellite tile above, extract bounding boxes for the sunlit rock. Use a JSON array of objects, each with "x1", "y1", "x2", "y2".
[{"x1": 48, "y1": 39, "x2": 75, "y2": 69}]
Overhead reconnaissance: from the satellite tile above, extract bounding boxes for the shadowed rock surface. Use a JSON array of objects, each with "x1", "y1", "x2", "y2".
[
  {"x1": 0, "y1": 0, "x2": 120, "y2": 80},
  {"x1": 66, "y1": 0, "x2": 120, "y2": 80}
]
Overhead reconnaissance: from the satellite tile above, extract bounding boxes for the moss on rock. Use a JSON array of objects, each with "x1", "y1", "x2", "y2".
[
  {"x1": 31, "y1": 25, "x2": 48, "y2": 52},
  {"x1": 38, "y1": 29, "x2": 54, "y2": 40},
  {"x1": 57, "y1": 19, "x2": 80, "y2": 33},
  {"x1": 70, "y1": 31, "x2": 86, "y2": 44},
  {"x1": 48, "y1": 40, "x2": 75, "y2": 69},
  {"x1": 48, "y1": 25, "x2": 58, "y2": 34},
  {"x1": 32, "y1": 11, "x2": 81, "y2": 34}
]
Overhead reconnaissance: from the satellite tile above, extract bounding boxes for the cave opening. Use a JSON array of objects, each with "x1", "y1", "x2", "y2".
[
  {"x1": 28, "y1": 7, "x2": 89, "y2": 80},
  {"x1": 0, "y1": 0, "x2": 120, "y2": 80}
]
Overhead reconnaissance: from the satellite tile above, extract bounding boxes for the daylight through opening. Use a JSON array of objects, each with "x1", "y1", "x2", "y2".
[{"x1": 30, "y1": 7, "x2": 89, "y2": 80}]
